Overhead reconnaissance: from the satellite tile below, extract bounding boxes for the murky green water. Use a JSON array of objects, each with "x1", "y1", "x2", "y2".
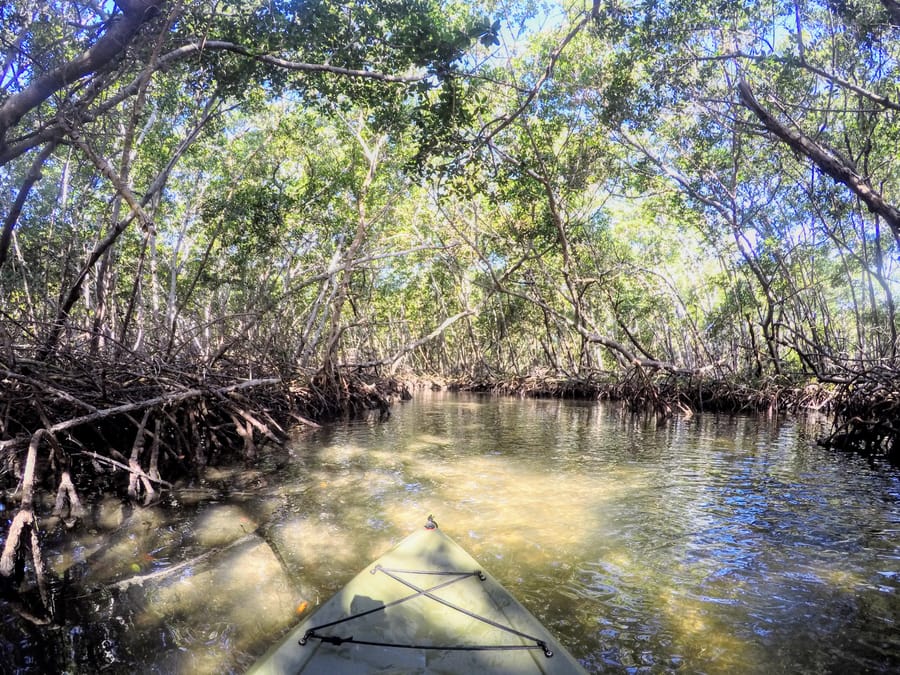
[{"x1": 3, "y1": 393, "x2": 900, "y2": 673}]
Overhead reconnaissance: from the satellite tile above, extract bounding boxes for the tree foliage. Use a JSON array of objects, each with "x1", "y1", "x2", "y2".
[{"x1": 0, "y1": 0, "x2": 897, "y2": 385}]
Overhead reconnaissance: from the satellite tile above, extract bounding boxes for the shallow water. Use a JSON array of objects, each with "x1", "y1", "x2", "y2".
[{"x1": 2, "y1": 393, "x2": 899, "y2": 673}]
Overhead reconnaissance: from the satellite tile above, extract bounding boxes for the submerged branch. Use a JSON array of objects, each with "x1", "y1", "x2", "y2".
[{"x1": 105, "y1": 532, "x2": 258, "y2": 592}]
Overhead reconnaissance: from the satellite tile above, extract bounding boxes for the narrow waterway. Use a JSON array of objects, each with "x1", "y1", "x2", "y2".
[{"x1": 3, "y1": 393, "x2": 900, "y2": 673}]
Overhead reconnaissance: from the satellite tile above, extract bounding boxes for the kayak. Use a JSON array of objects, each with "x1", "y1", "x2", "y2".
[{"x1": 248, "y1": 516, "x2": 587, "y2": 674}]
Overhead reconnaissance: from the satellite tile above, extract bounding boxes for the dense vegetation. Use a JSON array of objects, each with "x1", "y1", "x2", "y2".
[{"x1": 1, "y1": 0, "x2": 899, "y2": 615}]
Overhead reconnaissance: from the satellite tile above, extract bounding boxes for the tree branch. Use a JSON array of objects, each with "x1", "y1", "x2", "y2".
[
  {"x1": 0, "y1": 1, "x2": 164, "y2": 146},
  {"x1": 738, "y1": 79, "x2": 900, "y2": 245},
  {"x1": 0, "y1": 37, "x2": 425, "y2": 167},
  {"x1": 474, "y1": 8, "x2": 595, "y2": 148},
  {"x1": 715, "y1": 50, "x2": 900, "y2": 112},
  {"x1": 192, "y1": 41, "x2": 424, "y2": 82},
  {"x1": 881, "y1": 0, "x2": 900, "y2": 25},
  {"x1": 387, "y1": 309, "x2": 477, "y2": 373},
  {"x1": 0, "y1": 142, "x2": 57, "y2": 270}
]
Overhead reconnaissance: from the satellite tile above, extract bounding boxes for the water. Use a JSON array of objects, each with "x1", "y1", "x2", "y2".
[{"x1": 2, "y1": 393, "x2": 899, "y2": 673}]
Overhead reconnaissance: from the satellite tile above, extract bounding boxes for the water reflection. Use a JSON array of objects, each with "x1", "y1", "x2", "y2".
[{"x1": 2, "y1": 393, "x2": 899, "y2": 673}]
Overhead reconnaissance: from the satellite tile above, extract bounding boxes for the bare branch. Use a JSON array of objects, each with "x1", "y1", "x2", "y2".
[
  {"x1": 474, "y1": 7, "x2": 596, "y2": 147},
  {"x1": 194, "y1": 41, "x2": 424, "y2": 82},
  {"x1": 387, "y1": 310, "x2": 477, "y2": 373}
]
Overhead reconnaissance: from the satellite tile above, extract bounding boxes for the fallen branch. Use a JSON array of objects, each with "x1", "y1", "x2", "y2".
[{"x1": 0, "y1": 368, "x2": 98, "y2": 413}]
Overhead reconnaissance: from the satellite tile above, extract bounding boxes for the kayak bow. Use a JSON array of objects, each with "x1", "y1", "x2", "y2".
[{"x1": 248, "y1": 516, "x2": 587, "y2": 674}]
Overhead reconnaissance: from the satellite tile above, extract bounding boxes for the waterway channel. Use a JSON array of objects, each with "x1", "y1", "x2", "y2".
[{"x1": 2, "y1": 392, "x2": 899, "y2": 673}]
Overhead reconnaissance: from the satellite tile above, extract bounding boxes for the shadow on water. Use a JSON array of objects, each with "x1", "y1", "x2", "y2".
[{"x1": 2, "y1": 392, "x2": 899, "y2": 673}]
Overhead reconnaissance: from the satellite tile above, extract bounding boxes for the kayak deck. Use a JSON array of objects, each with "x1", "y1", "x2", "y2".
[{"x1": 248, "y1": 519, "x2": 587, "y2": 674}]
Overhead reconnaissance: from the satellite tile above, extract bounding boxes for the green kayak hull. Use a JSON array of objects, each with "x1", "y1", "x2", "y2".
[{"x1": 248, "y1": 522, "x2": 587, "y2": 674}]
